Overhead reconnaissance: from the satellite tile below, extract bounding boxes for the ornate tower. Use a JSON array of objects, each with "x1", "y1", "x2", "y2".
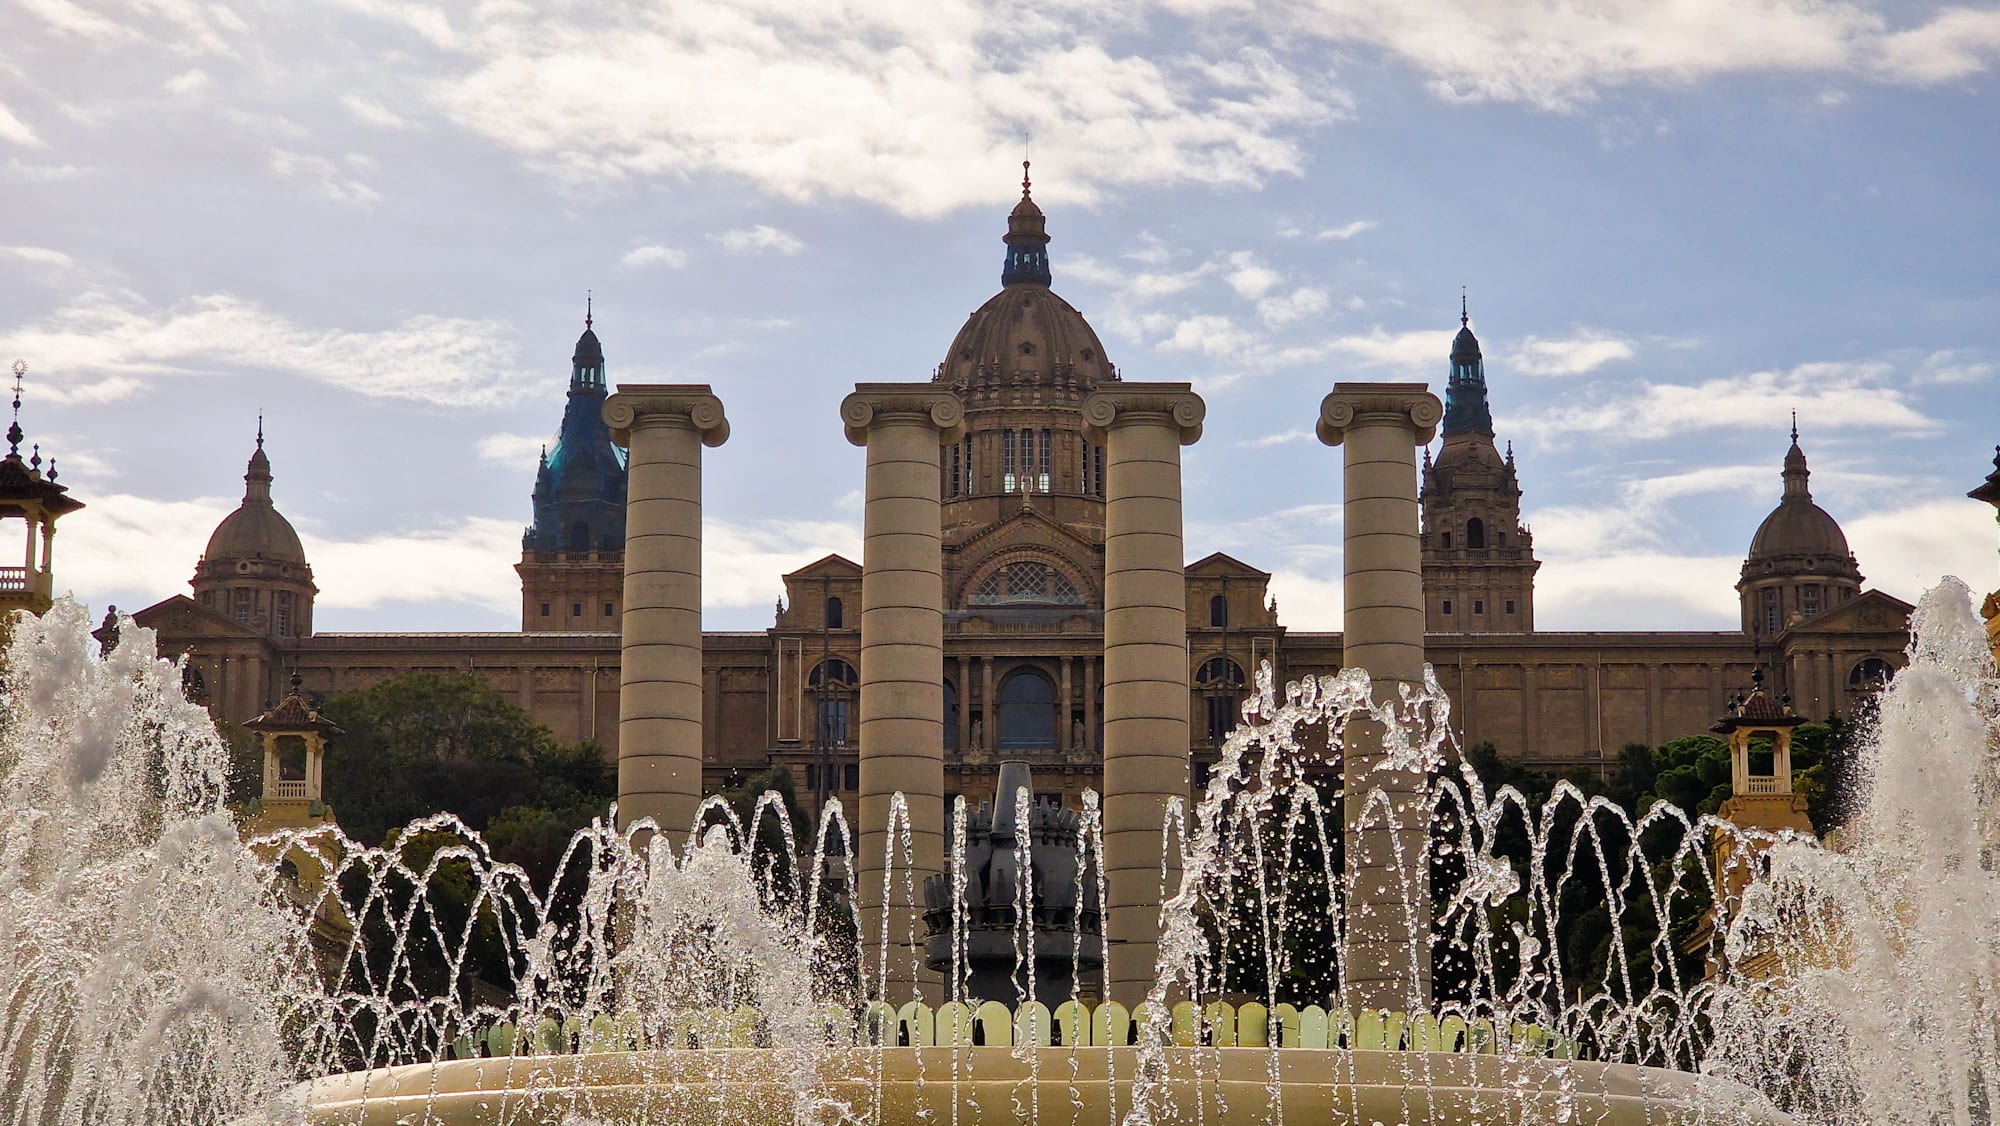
[
  {"x1": 928, "y1": 166, "x2": 1123, "y2": 761},
  {"x1": 191, "y1": 422, "x2": 316, "y2": 639},
  {"x1": 0, "y1": 362, "x2": 84, "y2": 620},
  {"x1": 517, "y1": 302, "x2": 629, "y2": 632},
  {"x1": 1420, "y1": 301, "x2": 1538, "y2": 633},
  {"x1": 1738, "y1": 422, "x2": 1862, "y2": 640}
]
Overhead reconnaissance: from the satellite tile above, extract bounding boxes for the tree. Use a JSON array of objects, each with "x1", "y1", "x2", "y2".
[{"x1": 318, "y1": 672, "x2": 614, "y2": 882}]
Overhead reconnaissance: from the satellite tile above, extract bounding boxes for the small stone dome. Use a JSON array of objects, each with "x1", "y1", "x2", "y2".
[
  {"x1": 204, "y1": 437, "x2": 308, "y2": 564},
  {"x1": 1451, "y1": 324, "x2": 1480, "y2": 358},
  {"x1": 938, "y1": 285, "x2": 1116, "y2": 389},
  {"x1": 1747, "y1": 497, "x2": 1851, "y2": 559},
  {"x1": 1746, "y1": 439, "x2": 1852, "y2": 561},
  {"x1": 573, "y1": 325, "x2": 602, "y2": 365}
]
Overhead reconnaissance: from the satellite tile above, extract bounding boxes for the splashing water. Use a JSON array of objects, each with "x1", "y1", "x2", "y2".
[{"x1": 0, "y1": 579, "x2": 1995, "y2": 1125}]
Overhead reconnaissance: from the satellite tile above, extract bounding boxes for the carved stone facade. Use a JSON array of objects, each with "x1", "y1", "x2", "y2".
[{"x1": 133, "y1": 188, "x2": 1918, "y2": 811}]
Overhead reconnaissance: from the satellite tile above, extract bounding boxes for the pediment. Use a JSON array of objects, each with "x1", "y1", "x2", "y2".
[
  {"x1": 131, "y1": 594, "x2": 270, "y2": 643},
  {"x1": 1187, "y1": 551, "x2": 1271, "y2": 579},
  {"x1": 951, "y1": 506, "x2": 1100, "y2": 563},
  {"x1": 1782, "y1": 588, "x2": 1913, "y2": 636},
  {"x1": 781, "y1": 553, "x2": 861, "y2": 582}
]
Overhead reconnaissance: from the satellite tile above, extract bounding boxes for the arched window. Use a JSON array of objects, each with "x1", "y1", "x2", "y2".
[
  {"x1": 825, "y1": 596, "x2": 843, "y2": 629},
  {"x1": 943, "y1": 679, "x2": 960, "y2": 750},
  {"x1": 998, "y1": 668, "x2": 1057, "y2": 749},
  {"x1": 969, "y1": 561, "x2": 1085, "y2": 606},
  {"x1": 1197, "y1": 657, "x2": 1247, "y2": 743},
  {"x1": 1848, "y1": 657, "x2": 1895, "y2": 691},
  {"x1": 1466, "y1": 518, "x2": 1485, "y2": 550},
  {"x1": 1209, "y1": 594, "x2": 1228, "y2": 628},
  {"x1": 810, "y1": 659, "x2": 857, "y2": 746},
  {"x1": 182, "y1": 665, "x2": 207, "y2": 705}
]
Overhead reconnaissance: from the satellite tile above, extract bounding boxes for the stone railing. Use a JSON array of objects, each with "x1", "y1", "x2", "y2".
[
  {"x1": 268, "y1": 780, "x2": 310, "y2": 800},
  {"x1": 450, "y1": 1002, "x2": 1580, "y2": 1060},
  {"x1": 0, "y1": 567, "x2": 26, "y2": 592}
]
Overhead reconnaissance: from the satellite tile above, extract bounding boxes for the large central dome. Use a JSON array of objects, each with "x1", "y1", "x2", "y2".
[{"x1": 935, "y1": 164, "x2": 1116, "y2": 392}]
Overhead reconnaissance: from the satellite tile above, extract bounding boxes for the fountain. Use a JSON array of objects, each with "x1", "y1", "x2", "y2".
[
  {"x1": 4, "y1": 377, "x2": 1995, "y2": 1124},
  {"x1": 21, "y1": 586, "x2": 2000, "y2": 1124}
]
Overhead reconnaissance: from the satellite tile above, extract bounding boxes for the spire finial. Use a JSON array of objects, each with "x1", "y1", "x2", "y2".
[
  {"x1": 1789, "y1": 410, "x2": 1798, "y2": 445},
  {"x1": 256, "y1": 412, "x2": 264, "y2": 450},
  {"x1": 7, "y1": 360, "x2": 23, "y2": 458},
  {"x1": 586, "y1": 290, "x2": 593, "y2": 330},
  {"x1": 1022, "y1": 159, "x2": 1032, "y2": 200},
  {"x1": 1461, "y1": 287, "x2": 1468, "y2": 328}
]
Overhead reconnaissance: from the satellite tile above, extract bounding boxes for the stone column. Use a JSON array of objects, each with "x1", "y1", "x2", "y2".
[
  {"x1": 841, "y1": 384, "x2": 963, "y2": 1000},
  {"x1": 956, "y1": 655, "x2": 972, "y2": 754},
  {"x1": 605, "y1": 385, "x2": 730, "y2": 843},
  {"x1": 1058, "y1": 655, "x2": 1074, "y2": 755},
  {"x1": 1082, "y1": 383, "x2": 1205, "y2": 1007},
  {"x1": 1317, "y1": 382, "x2": 1442, "y2": 1014}
]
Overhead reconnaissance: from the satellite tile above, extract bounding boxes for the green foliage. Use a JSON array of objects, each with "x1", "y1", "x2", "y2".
[{"x1": 318, "y1": 672, "x2": 614, "y2": 883}]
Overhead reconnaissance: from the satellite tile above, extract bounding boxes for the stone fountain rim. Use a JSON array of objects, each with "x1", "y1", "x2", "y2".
[{"x1": 302, "y1": 1045, "x2": 1795, "y2": 1123}]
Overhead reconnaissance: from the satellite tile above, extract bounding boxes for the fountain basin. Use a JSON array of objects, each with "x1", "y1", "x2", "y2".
[{"x1": 302, "y1": 1047, "x2": 1794, "y2": 1124}]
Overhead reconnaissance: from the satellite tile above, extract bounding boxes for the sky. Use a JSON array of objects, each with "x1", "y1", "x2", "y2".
[{"x1": 1, "y1": 0, "x2": 1996, "y2": 636}]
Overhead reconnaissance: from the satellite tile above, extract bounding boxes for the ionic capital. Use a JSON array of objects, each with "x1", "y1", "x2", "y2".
[
  {"x1": 841, "y1": 384, "x2": 965, "y2": 446},
  {"x1": 1081, "y1": 383, "x2": 1205, "y2": 445},
  {"x1": 1315, "y1": 382, "x2": 1442, "y2": 447},
  {"x1": 604, "y1": 385, "x2": 731, "y2": 449}
]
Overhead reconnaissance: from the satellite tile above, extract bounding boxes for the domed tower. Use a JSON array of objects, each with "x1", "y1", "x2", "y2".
[
  {"x1": 517, "y1": 301, "x2": 629, "y2": 631},
  {"x1": 1420, "y1": 299, "x2": 1539, "y2": 632},
  {"x1": 191, "y1": 422, "x2": 316, "y2": 639},
  {"x1": 1738, "y1": 422, "x2": 1862, "y2": 639},
  {"x1": 934, "y1": 163, "x2": 1119, "y2": 609}
]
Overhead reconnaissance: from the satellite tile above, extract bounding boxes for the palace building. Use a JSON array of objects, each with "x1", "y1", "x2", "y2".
[{"x1": 131, "y1": 184, "x2": 1915, "y2": 813}]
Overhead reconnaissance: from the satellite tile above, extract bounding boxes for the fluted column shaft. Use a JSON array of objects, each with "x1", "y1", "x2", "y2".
[
  {"x1": 605, "y1": 386, "x2": 730, "y2": 843},
  {"x1": 1083, "y1": 383, "x2": 1205, "y2": 1008},
  {"x1": 1317, "y1": 382, "x2": 1441, "y2": 1013},
  {"x1": 842, "y1": 384, "x2": 963, "y2": 1001}
]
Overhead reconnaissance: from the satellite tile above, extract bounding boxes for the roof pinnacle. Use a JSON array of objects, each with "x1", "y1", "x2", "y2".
[
  {"x1": 1790, "y1": 409, "x2": 1798, "y2": 445},
  {"x1": 257, "y1": 412, "x2": 265, "y2": 450},
  {"x1": 7, "y1": 360, "x2": 23, "y2": 458},
  {"x1": 586, "y1": 289, "x2": 593, "y2": 330},
  {"x1": 1461, "y1": 287, "x2": 1469, "y2": 328}
]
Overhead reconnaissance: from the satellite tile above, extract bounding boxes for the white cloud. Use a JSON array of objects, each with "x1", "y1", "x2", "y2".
[
  {"x1": 1912, "y1": 349, "x2": 1994, "y2": 385},
  {"x1": 1279, "y1": 0, "x2": 1887, "y2": 111},
  {"x1": 1238, "y1": 428, "x2": 1313, "y2": 448},
  {"x1": 715, "y1": 226, "x2": 805, "y2": 256},
  {"x1": 164, "y1": 69, "x2": 211, "y2": 97},
  {"x1": 1535, "y1": 551, "x2": 1744, "y2": 630},
  {"x1": 1509, "y1": 357, "x2": 1940, "y2": 444},
  {"x1": 1506, "y1": 330, "x2": 1636, "y2": 376},
  {"x1": 0, "y1": 289, "x2": 536, "y2": 408},
  {"x1": 706, "y1": 518, "x2": 862, "y2": 610},
  {"x1": 0, "y1": 100, "x2": 41, "y2": 147},
  {"x1": 1845, "y1": 498, "x2": 1997, "y2": 603},
  {"x1": 1159, "y1": 314, "x2": 1255, "y2": 357},
  {"x1": 1225, "y1": 254, "x2": 1283, "y2": 300},
  {"x1": 307, "y1": 518, "x2": 524, "y2": 614},
  {"x1": 1326, "y1": 326, "x2": 1453, "y2": 374},
  {"x1": 1257, "y1": 286, "x2": 1329, "y2": 327},
  {"x1": 1316, "y1": 220, "x2": 1375, "y2": 240},
  {"x1": 56, "y1": 493, "x2": 233, "y2": 609},
  {"x1": 269, "y1": 149, "x2": 381, "y2": 208},
  {"x1": 475, "y1": 433, "x2": 547, "y2": 468},
  {"x1": 358, "y1": 3, "x2": 1339, "y2": 216},
  {"x1": 341, "y1": 94, "x2": 410, "y2": 130},
  {"x1": 622, "y1": 243, "x2": 688, "y2": 269},
  {"x1": 1875, "y1": 7, "x2": 2000, "y2": 83},
  {"x1": 3, "y1": 246, "x2": 75, "y2": 269}
]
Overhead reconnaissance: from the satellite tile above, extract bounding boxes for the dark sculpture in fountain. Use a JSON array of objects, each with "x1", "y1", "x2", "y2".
[{"x1": 921, "y1": 761, "x2": 1104, "y2": 1008}]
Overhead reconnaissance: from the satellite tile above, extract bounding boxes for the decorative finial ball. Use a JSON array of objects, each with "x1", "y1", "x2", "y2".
[{"x1": 9, "y1": 361, "x2": 23, "y2": 378}]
